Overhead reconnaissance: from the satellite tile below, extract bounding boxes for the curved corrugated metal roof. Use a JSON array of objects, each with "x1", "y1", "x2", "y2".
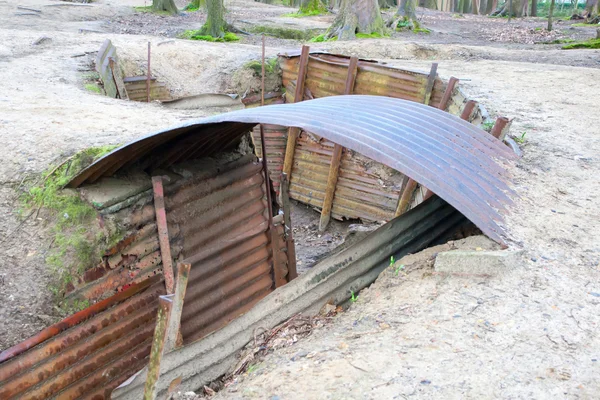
[{"x1": 69, "y1": 95, "x2": 515, "y2": 243}]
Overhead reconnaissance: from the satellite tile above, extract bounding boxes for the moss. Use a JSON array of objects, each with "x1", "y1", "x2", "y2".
[
  {"x1": 244, "y1": 58, "x2": 279, "y2": 76},
  {"x1": 538, "y1": 38, "x2": 575, "y2": 44},
  {"x1": 572, "y1": 23, "x2": 600, "y2": 27},
  {"x1": 413, "y1": 27, "x2": 431, "y2": 34},
  {"x1": 298, "y1": 0, "x2": 328, "y2": 15},
  {"x1": 22, "y1": 145, "x2": 122, "y2": 298},
  {"x1": 355, "y1": 32, "x2": 388, "y2": 39},
  {"x1": 562, "y1": 38, "x2": 600, "y2": 49},
  {"x1": 133, "y1": 5, "x2": 172, "y2": 15},
  {"x1": 180, "y1": 30, "x2": 240, "y2": 42},
  {"x1": 309, "y1": 33, "x2": 337, "y2": 42},
  {"x1": 84, "y1": 83, "x2": 102, "y2": 94},
  {"x1": 249, "y1": 25, "x2": 317, "y2": 40}
]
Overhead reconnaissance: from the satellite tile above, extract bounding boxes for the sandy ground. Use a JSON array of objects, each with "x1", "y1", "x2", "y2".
[{"x1": 0, "y1": 0, "x2": 599, "y2": 397}]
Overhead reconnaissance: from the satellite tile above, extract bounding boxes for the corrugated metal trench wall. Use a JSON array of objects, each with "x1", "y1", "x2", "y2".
[
  {"x1": 252, "y1": 53, "x2": 485, "y2": 222},
  {"x1": 0, "y1": 146, "x2": 289, "y2": 399}
]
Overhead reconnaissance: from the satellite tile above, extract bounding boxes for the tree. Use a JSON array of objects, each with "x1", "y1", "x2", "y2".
[
  {"x1": 327, "y1": 0, "x2": 385, "y2": 39},
  {"x1": 585, "y1": 0, "x2": 600, "y2": 22},
  {"x1": 153, "y1": 0, "x2": 178, "y2": 14},
  {"x1": 493, "y1": 0, "x2": 526, "y2": 17},
  {"x1": 299, "y1": 0, "x2": 328, "y2": 14},
  {"x1": 199, "y1": 0, "x2": 228, "y2": 37},
  {"x1": 547, "y1": 0, "x2": 556, "y2": 30},
  {"x1": 388, "y1": 0, "x2": 421, "y2": 29},
  {"x1": 185, "y1": 0, "x2": 206, "y2": 10}
]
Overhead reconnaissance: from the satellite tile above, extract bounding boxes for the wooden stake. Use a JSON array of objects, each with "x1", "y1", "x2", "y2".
[
  {"x1": 319, "y1": 56, "x2": 358, "y2": 232},
  {"x1": 146, "y1": 42, "x2": 151, "y2": 103},
  {"x1": 282, "y1": 45, "x2": 310, "y2": 177}
]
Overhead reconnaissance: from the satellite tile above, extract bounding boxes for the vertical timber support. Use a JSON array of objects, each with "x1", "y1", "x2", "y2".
[
  {"x1": 460, "y1": 100, "x2": 478, "y2": 122},
  {"x1": 281, "y1": 173, "x2": 297, "y2": 281},
  {"x1": 397, "y1": 63, "x2": 439, "y2": 216},
  {"x1": 437, "y1": 76, "x2": 459, "y2": 111},
  {"x1": 490, "y1": 116, "x2": 510, "y2": 140},
  {"x1": 144, "y1": 295, "x2": 173, "y2": 400},
  {"x1": 260, "y1": 37, "x2": 285, "y2": 288},
  {"x1": 146, "y1": 42, "x2": 151, "y2": 103},
  {"x1": 164, "y1": 263, "x2": 190, "y2": 352},
  {"x1": 152, "y1": 176, "x2": 175, "y2": 294},
  {"x1": 319, "y1": 56, "x2": 358, "y2": 232},
  {"x1": 282, "y1": 45, "x2": 310, "y2": 178}
]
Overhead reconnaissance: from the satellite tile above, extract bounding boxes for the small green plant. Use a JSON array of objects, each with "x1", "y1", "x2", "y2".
[
  {"x1": 482, "y1": 121, "x2": 494, "y2": 132},
  {"x1": 309, "y1": 33, "x2": 337, "y2": 42},
  {"x1": 283, "y1": 9, "x2": 328, "y2": 17},
  {"x1": 571, "y1": 23, "x2": 600, "y2": 27},
  {"x1": 395, "y1": 264, "x2": 405, "y2": 276},
  {"x1": 513, "y1": 131, "x2": 527, "y2": 144},
  {"x1": 179, "y1": 30, "x2": 240, "y2": 42},
  {"x1": 246, "y1": 363, "x2": 259, "y2": 374},
  {"x1": 350, "y1": 290, "x2": 358, "y2": 303},
  {"x1": 413, "y1": 27, "x2": 431, "y2": 34},
  {"x1": 389, "y1": 255, "x2": 395, "y2": 267}
]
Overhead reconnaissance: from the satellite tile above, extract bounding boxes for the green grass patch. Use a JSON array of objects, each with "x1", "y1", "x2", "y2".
[
  {"x1": 249, "y1": 25, "x2": 318, "y2": 40},
  {"x1": 180, "y1": 30, "x2": 240, "y2": 42},
  {"x1": 21, "y1": 145, "x2": 123, "y2": 301},
  {"x1": 413, "y1": 27, "x2": 431, "y2": 34},
  {"x1": 572, "y1": 23, "x2": 600, "y2": 27},
  {"x1": 309, "y1": 33, "x2": 336, "y2": 42},
  {"x1": 355, "y1": 32, "x2": 388, "y2": 39},
  {"x1": 562, "y1": 38, "x2": 600, "y2": 49},
  {"x1": 84, "y1": 83, "x2": 102, "y2": 94},
  {"x1": 283, "y1": 9, "x2": 328, "y2": 17}
]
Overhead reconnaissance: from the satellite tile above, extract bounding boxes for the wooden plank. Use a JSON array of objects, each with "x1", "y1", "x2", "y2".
[
  {"x1": 394, "y1": 177, "x2": 418, "y2": 217},
  {"x1": 152, "y1": 176, "x2": 175, "y2": 294},
  {"x1": 143, "y1": 295, "x2": 173, "y2": 400},
  {"x1": 319, "y1": 56, "x2": 358, "y2": 232},
  {"x1": 164, "y1": 263, "x2": 190, "y2": 352},
  {"x1": 282, "y1": 45, "x2": 310, "y2": 177},
  {"x1": 423, "y1": 63, "x2": 438, "y2": 105},
  {"x1": 108, "y1": 57, "x2": 129, "y2": 100}
]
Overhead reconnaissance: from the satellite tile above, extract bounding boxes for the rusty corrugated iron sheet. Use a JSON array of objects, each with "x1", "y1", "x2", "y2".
[
  {"x1": 110, "y1": 196, "x2": 475, "y2": 400},
  {"x1": 251, "y1": 124, "x2": 287, "y2": 196},
  {"x1": 0, "y1": 276, "x2": 164, "y2": 399},
  {"x1": 68, "y1": 95, "x2": 514, "y2": 244},
  {"x1": 1, "y1": 151, "x2": 290, "y2": 399},
  {"x1": 278, "y1": 51, "x2": 446, "y2": 108}
]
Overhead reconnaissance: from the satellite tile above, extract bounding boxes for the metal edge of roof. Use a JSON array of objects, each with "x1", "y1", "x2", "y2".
[{"x1": 68, "y1": 95, "x2": 516, "y2": 244}]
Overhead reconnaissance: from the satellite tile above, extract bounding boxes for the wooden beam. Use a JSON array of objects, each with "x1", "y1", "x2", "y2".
[
  {"x1": 282, "y1": 45, "x2": 310, "y2": 177},
  {"x1": 164, "y1": 263, "x2": 190, "y2": 352},
  {"x1": 318, "y1": 56, "x2": 359, "y2": 232},
  {"x1": 152, "y1": 176, "x2": 175, "y2": 294}
]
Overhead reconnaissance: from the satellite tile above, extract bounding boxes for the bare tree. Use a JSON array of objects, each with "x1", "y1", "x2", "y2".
[
  {"x1": 548, "y1": 0, "x2": 556, "y2": 30},
  {"x1": 585, "y1": 0, "x2": 600, "y2": 22},
  {"x1": 327, "y1": 0, "x2": 385, "y2": 39}
]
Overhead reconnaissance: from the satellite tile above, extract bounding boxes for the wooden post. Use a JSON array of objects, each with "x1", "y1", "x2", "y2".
[
  {"x1": 282, "y1": 45, "x2": 310, "y2": 177},
  {"x1": 164, "y1": 263, "x2": 190, "y2": 352},
  {"x1": 144, "y1": 295, "x2": 173, "y2": 400},
  {"x1": 152, "y1": 176, "x2": 175, "y2": 294},
  {"x1": 146, "y1": 42, "x2": 151, "y2": 103},
  {"x1": 394, "y1": 178, "x2": 418, "y2": 217},
  {"x1": 490, "y1": 116, "x2": 510, "y2": 140},
  {"x1": 460, "y1": 100, "x2": 478, "y2": 122},
  {"x1": 318, "y1": 56, "x2": 358, "y2": 232},
  {"x1": 423, "y1": 62, "x2": 438, "y2": 105},
  {"x1": 281, "y1": 173, "x2": 297, "y2": 281},
  {"x1": 437, "y1": 76, "x2": 459, "y2": 111}
]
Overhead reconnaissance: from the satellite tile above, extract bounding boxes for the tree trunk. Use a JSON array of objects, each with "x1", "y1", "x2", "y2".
[
  {"x1": 585, "y1": 0, "x2": 599, "y2": 19},
  {"x1": 398, "y1": 0, "x2": 418, "y2": 20},
  {"x1": 494, "y1": 0, "x2": 523, "y2": 17},
  {"x1": 379, "y1": 0, "x2": 397, "y2": 9},
  {"x1": 548, "y1": 0, "x2": 556, "y2": 30},
  {"x1": 530, "y1": 0, "x2": 537, "y2": 16},
  {"x1": 200, "y1": 0, "x2": 227, "y2": 37},
  {"x1": 153, "y1": 0, "x2": 178, "y2": 14},
  {"x1": 186, "y1": 0, "x2": 206, "y2": 10},
  {"x1": 327, "y1": 0, "x2": 385, "y2": 39},
  {"x1": 299, "y1": 0, "x2": 327, "y2": 13}
]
